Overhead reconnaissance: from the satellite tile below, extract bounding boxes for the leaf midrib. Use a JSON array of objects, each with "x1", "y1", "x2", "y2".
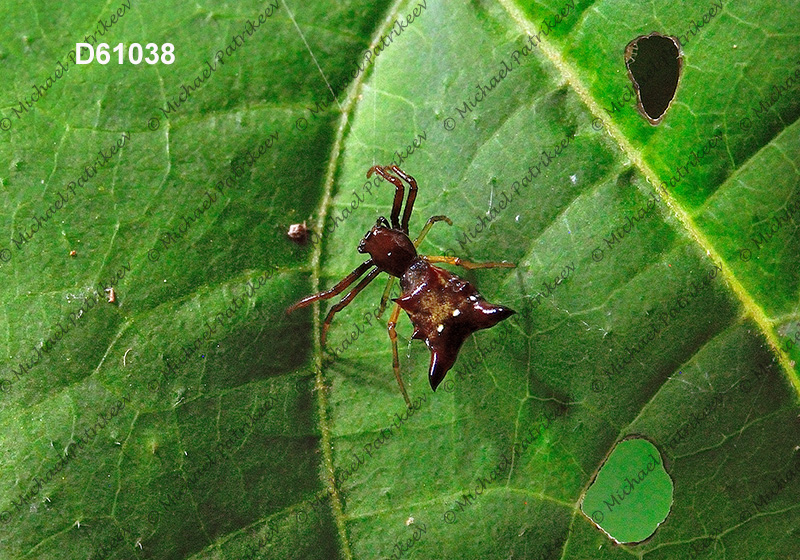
[{"x1": 294, "y1": 0, "x2": 414, "y2": 558}]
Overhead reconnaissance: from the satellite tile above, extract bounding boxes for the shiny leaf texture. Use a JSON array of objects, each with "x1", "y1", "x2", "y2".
[{"x1": 0, "y1": 0, "x2": 798, "y2": 559}]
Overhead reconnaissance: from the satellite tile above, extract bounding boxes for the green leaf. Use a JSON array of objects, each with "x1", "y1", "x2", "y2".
[{"x1": 1, "y1": 0, "x2": 799, "y2": 559}]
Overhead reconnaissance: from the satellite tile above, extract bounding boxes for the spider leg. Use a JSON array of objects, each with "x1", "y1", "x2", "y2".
[
  {"x1": 286, "y1": 259, "x2": 374, "y2": 315},
  {"x1": 378, "y1": 276, "x2": 395, "y2": 317},
  {"x1": 424, "y1": 255, "x2": 516, "y2": 270},
  {"x1": 367, "y1": 166, "x2": 404, "y2": 229},
  {"x1": 387, "y1": 166, "x2": 418, "y2": 234},
  {"x1": 387, "y1": 301, "x2": 412, "y2": 408},
  {"x1": 321, "y1": 267, "x2": 382, "y2": 347},
  {"x1": 413, "y1": 215, "x2": 452, "y2": 248}
]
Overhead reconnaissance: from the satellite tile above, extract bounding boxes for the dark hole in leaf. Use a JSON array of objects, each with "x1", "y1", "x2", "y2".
[{"x1": 625, "y1": 33, "x2": 682, "y2": 125}]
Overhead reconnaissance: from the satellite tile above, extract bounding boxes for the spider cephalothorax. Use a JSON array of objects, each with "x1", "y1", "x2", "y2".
[
  {"x1": 357, "y1": 217, "x2": 417, "y2": 277},
  {"x1": 287, "y1": 165, "x2": 515, "y2": 407}
]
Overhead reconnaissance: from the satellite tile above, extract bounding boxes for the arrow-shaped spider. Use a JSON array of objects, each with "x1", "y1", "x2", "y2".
[{"x1": 287, "y1": 165, "x2": 515, "y2": 407}]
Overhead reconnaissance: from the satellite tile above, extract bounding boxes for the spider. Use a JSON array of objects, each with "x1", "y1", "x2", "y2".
[{"x1": 287, "y1": 165, "x2": 516, "y2": 407}]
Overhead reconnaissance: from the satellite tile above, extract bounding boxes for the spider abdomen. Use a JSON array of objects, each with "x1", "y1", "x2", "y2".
[{"x1": 396, "y1": 258, "x2": 515, "y2": 390}]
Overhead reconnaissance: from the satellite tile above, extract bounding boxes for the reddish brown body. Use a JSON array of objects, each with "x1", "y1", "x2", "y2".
[
  {"x1": 397, "y1": 259, "x2": 514, "y2": 389},
  {"x1": 287, "y1": 165, "x2": 515, "y2": 406},
  {"x1": 358, "y1": 219, "x2": 514, "y2": 390}
]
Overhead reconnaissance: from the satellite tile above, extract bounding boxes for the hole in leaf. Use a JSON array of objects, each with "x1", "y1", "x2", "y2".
[
  {"x1": 624, "y1": 33, "x2": 682, "y2": 125},
  {"x1": 581, "y1": 437, "x2": 674, "y2": 544}
]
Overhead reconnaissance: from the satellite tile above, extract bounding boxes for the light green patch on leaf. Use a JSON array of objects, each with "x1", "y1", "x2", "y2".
[{"x1": 581, "y1": 437, "x2": 673, "y2": 544}]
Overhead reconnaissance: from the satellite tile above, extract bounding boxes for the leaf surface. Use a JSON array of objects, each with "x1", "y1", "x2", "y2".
[{"x1": 0, "y1": 1, "x2": 798, "y2": 559}]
